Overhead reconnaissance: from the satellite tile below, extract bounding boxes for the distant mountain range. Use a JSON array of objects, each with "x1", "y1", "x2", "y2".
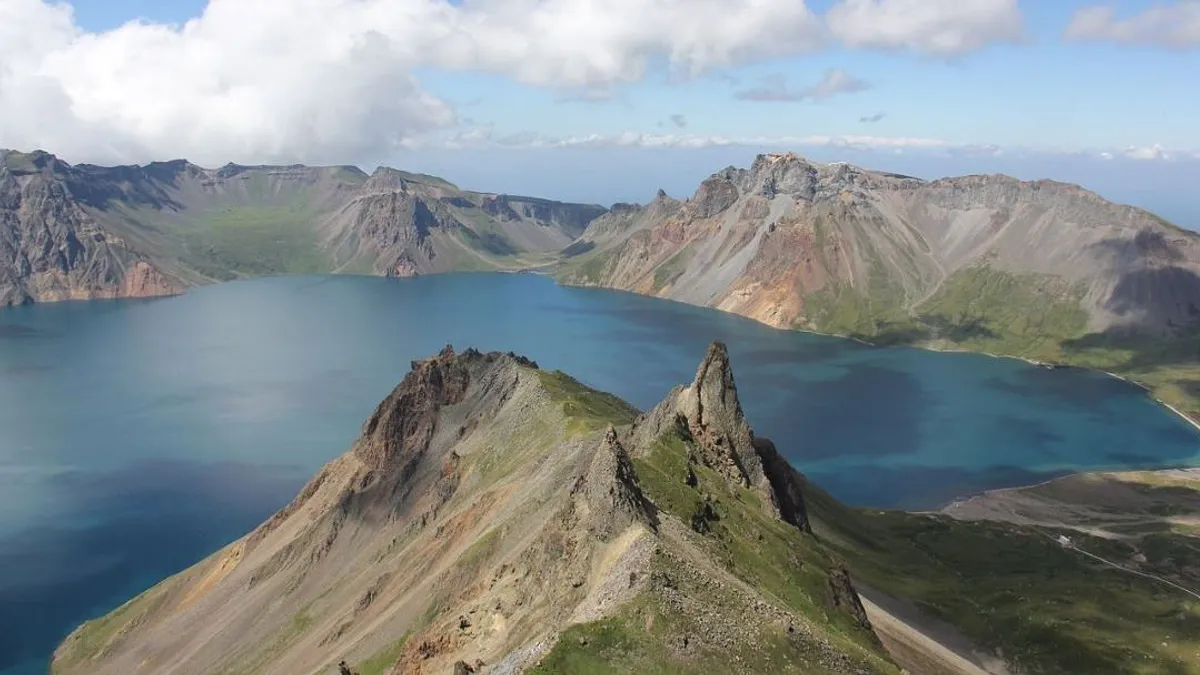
[
  {"x1": 5, "y1": 148, "x2": 1200, "y2": 417},
  {"x1": 0, "y1": 149, "x2": 605, "y2": 306}
]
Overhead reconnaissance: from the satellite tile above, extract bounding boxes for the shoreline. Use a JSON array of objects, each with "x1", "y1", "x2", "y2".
[
  {"x1": 12, "y1": 270, "x2": 1200, "y2": 497},
  {"x1": 557, "y1": 277, "x2": 1200, "y2": 438}
]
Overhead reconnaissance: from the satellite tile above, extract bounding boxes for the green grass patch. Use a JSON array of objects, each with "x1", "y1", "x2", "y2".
[
  {"x1": 917, "y1": 263, "x2": 1091, "y2": 359},
  {"x1": 652, "y1": 244, "x2": 695, "y2": 291},
  {"x1": 631, "y1": 429, "x2": 895, "y2": 668},
  {"x1": 536, "y1": 370, "x2": 640, "y2": 433},
  {"x1": 355, "y1": 633, "x2": 410, "y2": 675},
  {"x1": 530, "y1": 592, "x2": 894, "y2": 675},
  {"x1": 181, "y1": 205, "x2": 331, "y2": 280}
]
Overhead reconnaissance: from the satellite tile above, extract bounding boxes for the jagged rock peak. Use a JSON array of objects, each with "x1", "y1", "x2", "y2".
[
  {"x1": 579, "y1": 424, "x2": 658, "y2": 537},
  {"x1": 675, "y1": 343, "x2": 766, "y2": 490},
  {"x1": 637, "y1": 342, "x2": 810, "y2": 532}
]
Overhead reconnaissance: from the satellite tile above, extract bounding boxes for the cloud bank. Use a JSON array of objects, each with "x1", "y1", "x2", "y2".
[
  {"x1": 0, "y1": 0, "x2": 1032, "y2": 167},
  {"x1": 1066, "y1": 2, "x2": 1200, "y2": 48}
]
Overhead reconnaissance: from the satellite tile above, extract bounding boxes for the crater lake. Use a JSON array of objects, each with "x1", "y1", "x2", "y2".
[{"x1": 2, "y1": 272, "x2": 1198, "y2": 674}]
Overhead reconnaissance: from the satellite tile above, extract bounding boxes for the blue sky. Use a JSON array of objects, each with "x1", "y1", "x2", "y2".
[{"x1": 6, "y1": 0, "x2": 1200, "y2": 226}]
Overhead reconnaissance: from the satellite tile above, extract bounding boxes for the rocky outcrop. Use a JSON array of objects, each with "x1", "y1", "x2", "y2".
[
  {"x1": 354, "y1": 345, "x2": 476, "y2": 472},
  {"x1": 577, "y1": 425, "x2": 658, "y2": 539},
  {"x1": 828, "y1": 565, "x2": 874, "y2": 634},
  {"x1": 634, "y1": 342, "x2": 812, "y2": 531},
  {"x1": 0, "y1": 153, "x2": 185, "y2": 306}
]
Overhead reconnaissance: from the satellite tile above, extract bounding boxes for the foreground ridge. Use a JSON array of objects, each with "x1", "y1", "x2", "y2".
[
  {"x1": 51, "y1": 343, "x2": 892, "y2": 675},
  {"x1": 51, "y1": 343, "x2": 1200, "y2": 675}
]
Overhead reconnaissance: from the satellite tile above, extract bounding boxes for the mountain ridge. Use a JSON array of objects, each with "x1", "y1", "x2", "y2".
[
  {"x1": 50, "y1": 343, "x2": 898, "y2": 675},
  {"x1": 0, "y1": 148, "x2": 608, "y2": 305},
  {"x1": 554, "y1": 150, "x2": 1200, "y2": 420},
  {"x1": 51, "y1": 343, "x2": 1200, "y2": 675}
]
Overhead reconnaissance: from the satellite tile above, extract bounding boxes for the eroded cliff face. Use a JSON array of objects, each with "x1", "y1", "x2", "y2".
[
  {"x1": 558, "y1": 152, "x2": 1200, "y2": 343},
  {"x1": 53, "y1": 343, "x2": 890, "y2": 675},
  {"x1": 0, "y1": 152, "x2": 185, "y2": 306}
]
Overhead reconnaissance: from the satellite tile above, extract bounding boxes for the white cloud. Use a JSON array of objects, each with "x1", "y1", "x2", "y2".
[
  {"x1": 0, "y1": 0, "x2": 834, "y2": 166},
  {"x1": 1123, "y1": 144, "x2": 1172, "y2": 161},
  {"x1": 1065, "y1": 2, "x2": 1200, "y2": 48},
  {"x1": 430, "y1": 130, "x2": 1198, "y2": 163},
  {"x1": 734, "y1": 69, "x2": 869, "y2": 102},
  {"x1": 827, "y1": 0, "x2": 1024, "y2": 55},
  {"x1": 432, "y1": 130, "x2": 953, "y2": 151}
]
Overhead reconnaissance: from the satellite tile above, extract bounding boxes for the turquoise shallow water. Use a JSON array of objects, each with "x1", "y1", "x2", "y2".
[{"x1": 1, "y1": 272, "x2": 1198, "y2": 674}]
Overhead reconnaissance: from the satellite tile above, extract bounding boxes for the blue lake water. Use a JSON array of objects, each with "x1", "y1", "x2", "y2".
[{"x1": 2, "y1": 272, "x2": 1198, "y2": 674}]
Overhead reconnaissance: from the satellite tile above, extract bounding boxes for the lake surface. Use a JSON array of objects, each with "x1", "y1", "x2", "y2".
[{"x1": 2, "y1": 272, "x2": 1198, "y2": 674}]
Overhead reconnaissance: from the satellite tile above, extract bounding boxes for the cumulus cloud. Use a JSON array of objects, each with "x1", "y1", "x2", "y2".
[
  {"x1": 827, "y1": 0, "x2": 1024, "y2": 55},
  {"x1": 735, "y1": 69, "x2": 869, "y2": 102},
  {"x1": 860, "y1": 112, "x2": 887, "y2": 123},
  {"x1": 0, "y1": 0, "x2": 834, "y2": 166},
  {"x1": 1065, "y1": 2, "x2": 1200, "y2": 48},
  {"x1": 0, "y1": 0, "x2": 1048, "y2": 166}
]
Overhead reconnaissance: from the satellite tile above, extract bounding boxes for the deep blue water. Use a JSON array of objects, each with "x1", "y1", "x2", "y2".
[{"x1": 2, "y1": 273, "x2": 1198, "y2": 674}]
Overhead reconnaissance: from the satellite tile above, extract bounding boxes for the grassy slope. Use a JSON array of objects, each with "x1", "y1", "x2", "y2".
[
  {"x1": 799, "y1": 261, "x2": 1200, "y2": 421},
  {"x1": 181, "y1": 205, "x2": 331, "y2": 280},
  {"x1": 805, "y1": 480, "x2": 1200, "y2": 675},
  {"x1": 531, "y1": 422, "x2": 898, "y2": 675}
]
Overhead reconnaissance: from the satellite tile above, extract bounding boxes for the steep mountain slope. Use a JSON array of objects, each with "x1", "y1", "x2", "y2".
[
  {"x1": 50, "y1": 344, "x2": 900, "y2": 675},
  {"x1": 52, "y1": 344, "x2": 1200, "y2": 675},
  {"x1": 0, "y1": 150, "x2": 185, "y2": 306},
  {"x1": 556, "y1": 152, "x2": 1200, "y2": 416},
  {"x1": 0, "y1": 150, "x2": 606, "y2": 305}
]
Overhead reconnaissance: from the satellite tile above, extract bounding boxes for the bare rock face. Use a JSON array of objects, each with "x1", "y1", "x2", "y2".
[
  {"x1": 675, "y1": 342, "x2": 768, "y2": 491},
  {"x1": 689, "y1": 177, "x2": 740, "y2": 219},
  {"x1": 577, "y1": 425, "x2": 658, "y2": 539},
  {"x1": 0, "y1": 154, "x2": 184, "y2": 306},
  {"x1": 354, "y1": 346, "x2": 478, "y2": 473},
  {"x1": 828, "y1": 565, "x2": 874, "y2": 635}
]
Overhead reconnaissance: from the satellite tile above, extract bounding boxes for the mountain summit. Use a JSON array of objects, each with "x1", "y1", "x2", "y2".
[{"x1": 52, "y1": 343, "x2": 894, "y2": 675}]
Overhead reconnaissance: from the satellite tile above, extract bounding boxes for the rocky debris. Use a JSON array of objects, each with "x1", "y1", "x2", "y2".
[{"x1": 452, "y1": 659, "x2": 474, "y2": 674}]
